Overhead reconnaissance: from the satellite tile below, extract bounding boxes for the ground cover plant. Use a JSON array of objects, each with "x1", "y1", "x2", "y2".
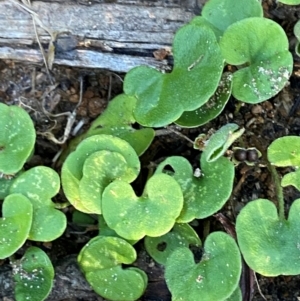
[{"x1": 1, "y1": 0, "x2": 300, "y2": 300}]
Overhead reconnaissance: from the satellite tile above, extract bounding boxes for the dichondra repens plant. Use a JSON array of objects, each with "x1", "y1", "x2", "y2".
[{"x1": 0, "y1": 0, "x2": 298, "y2": 300}]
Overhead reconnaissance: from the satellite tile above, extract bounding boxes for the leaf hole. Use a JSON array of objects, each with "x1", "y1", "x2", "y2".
[
  {"x1": 131, "y1": 122, "x2": 141, "y2": 130},
  {"x1": 190, "y1": 245, "x2": 203, "y2": 264},
  {"x1": 161, "y1": 164, "x2": 175, "y2": 176},
  {"x1": 156, "y1": 241, "x2": 167, "y2": 252}
]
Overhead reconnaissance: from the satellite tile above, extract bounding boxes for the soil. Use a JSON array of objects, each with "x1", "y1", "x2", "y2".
[{"x1": 2, "y1": 1, "x2": 300, "y2": 301}]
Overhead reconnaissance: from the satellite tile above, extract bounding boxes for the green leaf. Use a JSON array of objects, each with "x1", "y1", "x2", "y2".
[
  {"x1": 61, "y1": 135, "x2": 140, "y2": 214},
  {"x1": 87, "y1": 95, "x2": 154, "y2": 152},
  {"x1": 175, "y1": 72, "x2": 233, "y2": 127},
  {"x1": 124, "y1": 24, "x2": 224, "y2": 127},
  {"x1": 220, "y1": 17, "x2": 293, "y2": 103},
  {"x1": 268, "y1": 136, "x2": 300, "y2": 166},
  {"x1": 10, "y1": 166, "x2": 66, "y2": 241},
  {"x1": 13, "y1": 247, "x2": 54, "y2": 301},
  {"x1": 102, "y1": 173, "x2": 183, "y2": 240},
  {"x1": 192, "y1": 0, "x2": 263, "y2": 39},
  {"x1": 236, "y1": 198, "x2": 300, "y2": 276},
  {"x1": 282, "y1": 169, "x2": 300, "y2": 190},
  {"x1": 201, "y1": 123, "x2": 244, "y2": 162},
  {"x1": 294, "y1": 20, "x2": 300, "y2": 41},
  {"x1": 144, "y1": 223, "x2": 201, "y2": 265},
  {"x1": 165, "y1": 232, "x2": 242, "y2": 301},
  {"x1": 0, "y1": 103, "x2": 36, "y2": 174},
  {"x1": 79, "y1": 150, "x2": 128, "y2": 213},
  {"x1": 78, "y1": 236, "x2": 147, "y2": 301},
  {"x1": 155, "y1": 155, "x2": 234, "y2": 222},
  {"x1": 0, "y1": 194, "x2": 33, "y2": 259}
]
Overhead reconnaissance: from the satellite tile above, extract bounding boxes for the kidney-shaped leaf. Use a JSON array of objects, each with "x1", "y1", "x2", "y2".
[
  {"x1": 61, "y1": 135, "x2": 140, "y2": 214},
  {"x1": 10, "y1": 166, "x2": 66, "y2": 242},
  {"x1": 236, "y1": 198, "x2": 300, "y2": 276},
  {"x1": 144, "y1": 223, "x2": 201, "y2": 265},
  {"x1": 0, "y1": 103, "x2": 36, "y2": 175},
  {"x1": 165, "y1": 232, "x2": 241, "y2": 301},
  {"x1": 13, "y1": 247, "x2": 54, "y2": 301},
  {"x1": 102, "y1": 173, "x2": 183, "y2": 241},
  {"x1": 124, "y1": 24, "x2": 224, "y2": 127},
  {"x1": 78, "y1": 236, "x2": 147, "y2": 301},
  {"x1": 155, "y1": 155, "x2": 234, "y2": 222},
  {"x1": 0, "y1": 194, "x2": 33, "y2": 259},
  {"x1": 220, "y1": 17, "x2": 293, "y2": 103}
]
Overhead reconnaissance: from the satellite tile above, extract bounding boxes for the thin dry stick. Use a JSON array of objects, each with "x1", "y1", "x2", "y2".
[
  {"x1": 38, "y1": 77, "x2": 83, "y2": 145},
  {"x1": 253, "y1": 272, "x2": 267, "y2": 301},
  {"x1": 155, "y1": 126, "x2": 194, "y2": 144},
  {"x1": 11, "y1": 0, "x2": 56, "y2": 82}
]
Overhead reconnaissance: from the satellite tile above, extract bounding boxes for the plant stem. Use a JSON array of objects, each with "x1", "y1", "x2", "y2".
[{"x1": 268, "y1": 163, "x2": 285, "y2": 220}]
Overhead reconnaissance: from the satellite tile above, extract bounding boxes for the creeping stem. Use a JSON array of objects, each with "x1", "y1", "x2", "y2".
[{"x1": 268, "y1": 163, "x2": 285, "y2": 220}]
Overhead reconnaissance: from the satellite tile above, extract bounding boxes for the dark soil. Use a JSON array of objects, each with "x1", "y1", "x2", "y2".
[{"x1": 2, "y1": 1, "x2": 300, "y2": 300}]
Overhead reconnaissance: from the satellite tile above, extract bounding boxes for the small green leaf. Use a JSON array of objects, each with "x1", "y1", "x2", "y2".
[
  {"x1": 268, "y1": 136, "x2": 300, "y2": 166},
  {"x1": 0, "y1": 194, "x2": 33, "y2": 259},
  {"x1": 144, "y1": 223, "x2": 201, "y2": 265},
  {"x1": 236, "y1": 199, "x2": 300, "y2": 276},
  {"x1": 87, "y1": 94, "x2": 154, "y2": 153},
  {"x1": 62, "y1": 94, "x2": 155, "y2": 160},
  {"x1": 192, "y1": 0, "x2": 263, "y2": 39},
  {"x1": 201, "y1": 123, "x2": 244, "y2": 162},
  {"x1": 165, "y1": 232, "x2": 241, "y2": 301},
  {"x1": 175, "y1": 72, "x2": 233, "y2": 127},
  {"x1": 124, "y1": 24, "x2": 224, "y2": 127},
  {"x1": 102, "y1": 174, "x2": 183, "y2": 240},
  {"x1": 220, "y1": 17, "x2": 292, "y2": 103},
  {"x1": 61, "y1": 135, "x2": 140, "y2": 213},
  {"x1": 78, "y1": 236, "x2": 147, "y2": 301},
  {"x1": 10, "y1": 166, "x2": 66, "y2": 241},
  {"x1": 155, "y1": 155, "x2": 234, "y2": 222},
  {"x1": 0, "y1": 103, "x2": 36, "y2": 174},
  {"x1": 282, "y1": 169, "x2": 300, "y2": 190},
  {"x1": 13, "y1": 247, "x2": 54, "y2": 301}
]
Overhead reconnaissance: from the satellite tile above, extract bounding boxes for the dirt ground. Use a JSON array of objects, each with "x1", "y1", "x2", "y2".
[{"x1": 2, "y1": 1, "x2": 300, "y2": 301}]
